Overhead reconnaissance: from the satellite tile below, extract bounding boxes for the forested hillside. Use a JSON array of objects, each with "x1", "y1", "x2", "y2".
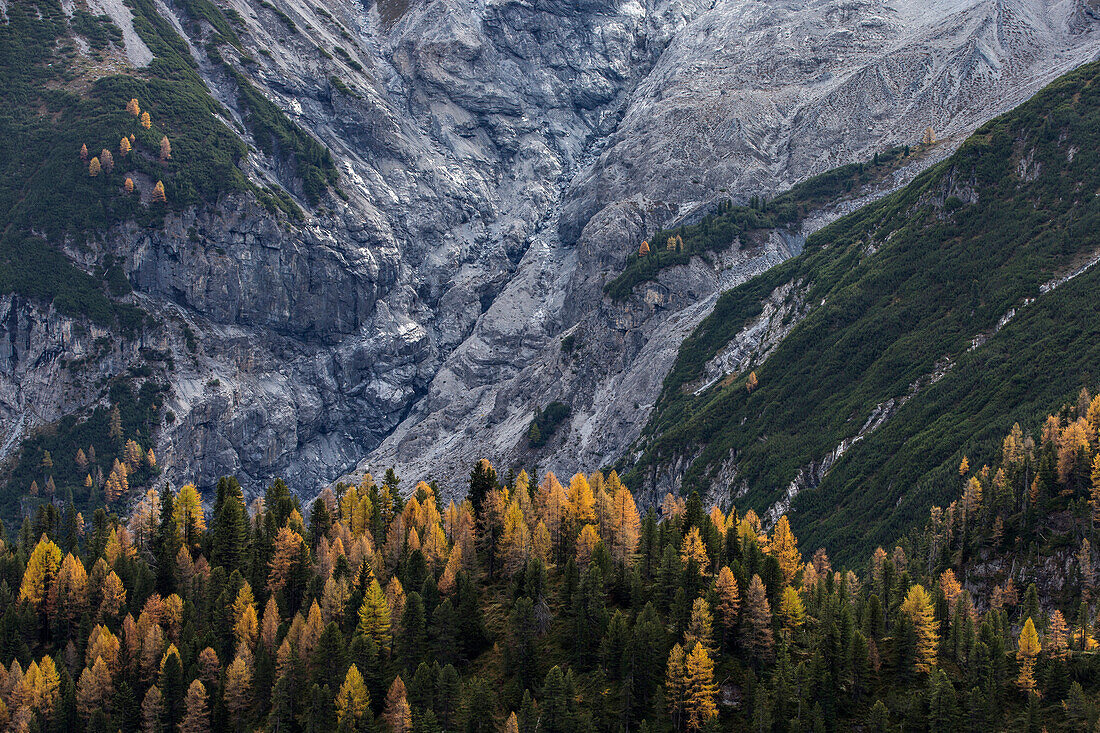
[
  {"x1": 3, "y1": 386, "x2": 1100, "y2": 732},
  {"x1": 625, "y1": 60, "x2": 1100, "y2": 564}
]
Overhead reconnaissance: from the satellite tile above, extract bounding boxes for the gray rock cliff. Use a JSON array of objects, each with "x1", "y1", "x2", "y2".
[{"x1": 4, "y1": 0, "x2": 1100, "y2": 503}]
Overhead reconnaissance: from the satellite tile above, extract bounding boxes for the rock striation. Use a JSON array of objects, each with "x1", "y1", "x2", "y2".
[{"x1": 4, "y1": 0, "x2": 1100, "y2": 502}]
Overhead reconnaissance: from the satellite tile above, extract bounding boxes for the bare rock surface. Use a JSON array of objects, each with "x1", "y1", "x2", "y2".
[{"x1": 5, "y1": 0, "x2": 1100, "y2": 501}]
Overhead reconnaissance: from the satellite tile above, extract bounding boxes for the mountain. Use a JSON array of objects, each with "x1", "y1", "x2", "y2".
[
  {"x1": 626, "y1": 58, "x2": 1100, "y2": 565},
  {"x1": 349, "y1": 0, "x2": 1100, "y2": 497},
  {"x1": 3, "y1": 0, "x2": 1100, "y2": 523}
]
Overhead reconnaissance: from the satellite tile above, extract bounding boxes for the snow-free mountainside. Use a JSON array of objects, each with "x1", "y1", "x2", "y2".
[
  {"x1": 4, "y1": 0, "x2": 1100, "y2": 528},
  {"x1": 8, "y1": 0, "x2": 1100, "y2": 728}
]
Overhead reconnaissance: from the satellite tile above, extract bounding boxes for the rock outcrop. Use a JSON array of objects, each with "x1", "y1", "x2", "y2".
[{"x1": 4, "y1": 0, "x2": 1100, "y2": 502}]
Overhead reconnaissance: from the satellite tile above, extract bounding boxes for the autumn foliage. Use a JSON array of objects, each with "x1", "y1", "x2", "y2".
[{"x1": 7, "y1": 389, "x2": 1100, "y2": 730}]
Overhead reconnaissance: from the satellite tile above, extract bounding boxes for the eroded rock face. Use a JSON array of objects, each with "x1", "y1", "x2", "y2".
[
  {"x1": 353, "y1": 0, "x2": 1100, "y2": 499},
  {"x1": 6, "y1": 0, "x2": 1100, "y2": 501}
]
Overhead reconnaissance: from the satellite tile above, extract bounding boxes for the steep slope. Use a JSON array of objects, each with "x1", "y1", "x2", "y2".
[
  {"x1": 625, "y1": 58, "x2": 1100, "y2": 565},
  {"x1": 0, "y1": 0, "x2": 713, "y2": 514},
  {"x1": 355, "y1": 0, "x2": 1100, "y2": 499},
  {"x1": 4, "y1": 0, "x2": 1100, "y2": 518}
]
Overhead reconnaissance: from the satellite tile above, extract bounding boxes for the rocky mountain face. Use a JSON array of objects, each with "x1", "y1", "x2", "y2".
[{"x1": 3, "y1": 0, "x2": 1100, "y2": 502}]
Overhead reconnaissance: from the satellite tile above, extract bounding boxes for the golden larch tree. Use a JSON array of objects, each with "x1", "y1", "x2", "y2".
[
  {"x1": 575, "y1": 524, "x2": 600, "y2": 565},
  {"x1": 680, "y1": 527, "x2": 709, "y2": 570},
  {"x1": 173, "y1": 483, "x2": 206, "y2": 550},
  {"x1": 76, "y1": 657, "x2": 113, "y2": 720},
  {"x1": 568, "y1": 473, "x2": 597, "y2": 527},
  {"x1": 900, "y1": 584, "x2": 938, "y2": 674},
  {"x1": 99, "y1": 571, "x2": 126, "y2": 619},
  {"x1": 770, "y1": 516, "x2": 802, "y2": 585},
  {"x1": 638, "y1": 240, "x2": 650, "y2": 256},
  {"x1": 777, "y1": 586, "x2": 806, "y2": 635},
  {"x1": 159, "y1": 135, "x2": 171, "y2": 161},
  {"x1": 19, "y1": 537, "x2": 62, "y2": 612},
  {"x1": 233, "y1": 583, "x2": 259, "y2": 653},
  {"x1": 1017, "y1": 617, "x2": 1040, "y2": 693},
  {"x1": 224, "y1": 653, "x2": 252, "y2": 728},
  {"x1": 88, "y1": 157, "x2": 101, "y2": 177},
  {"x1": 940, "y1": 569, "x2": 962, "y2": 610},
  {"x1": 683, "y1": 642, "x2": 718, "y2": 732},
  {"x1": 498, "y1": 500, "x2": 531, "y2": 577},
  {"x1": 120, "y1": 137, "x2": 131, "y2": 156},
  {"x1": 152, "y1": 180, "x2": 166, "y2": 203},
  {"x1": 336, "y1": 665, "x2": 371, "y2": 728},
  {"x1": 607, "y1": 484, "x2": 640, "y2": 566},
  {"x1": 141, "y1": 111, "x2": 152, "y2": 129},
  {"x1": 665, "y1": 643, "x2": 686, "y2": 728}
]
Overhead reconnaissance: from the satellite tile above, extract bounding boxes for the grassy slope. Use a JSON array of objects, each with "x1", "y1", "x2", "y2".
[
  {"x1": 0, "y1": 0, "x2": 336, "y2": 523},
  {"x1": 604, "y1": 145, "x2": 925, "y2": 300},
  {"x1": 625, "y1": 60, "x2": 1100, "y2": 564}
]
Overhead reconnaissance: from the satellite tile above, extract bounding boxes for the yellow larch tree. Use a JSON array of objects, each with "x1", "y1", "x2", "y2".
[
  {"x1": 499, "y1": 500, "x2": 531, "y2": 577},
  {"x1": 575, "y1": 524, "x2": 600, "y2": 565},
  {"x1": 680, "y1": 527, "x2": 709, "y2": 570},
  {"x1": 233, "y1": 583, "x2": 259, "y2": 653},
  {"x1": 607, "y1": 484, "x2": 640, "y2": 566},
  {"x1": 173, "y1": 483, "x2": 206, "y2": 550},
  {"x1": 99, "y1": 571, "x2": 126, "y2": 619},
  {"x1": 50, "y1": 553, "x2": 88, "y2": 625},
  {"x1": 1046, "y1": 610, "x2": 1070, "y2": 661},
  {"x1": 179, "y1": 679, "x2": 209, "y2": 733},
  {"x1": 76, "y1": 657, "x2": 113, "y2": 720},
  {"x1": 665, "y1": 643, "x2": 686, "y2": 727},
  {"x1": 267, "y1": 526, "x2": 305, "y2": 595},
  {"x1": 940, "y1": 569, "x2": 962, "y2": 610},
  {"x1": 537, "y1": 472, "x2": 568, "y2": 553},
  {"x1": 1017, "y1": 617, "x2": 1040, "y2": 693},
  {"x1": 683, "y1": 642, "x2": 718, "y2": 732},
  {"x1": 224, "y1": 653, "x2": 252, "y2": 728},
  {"x1": 770, "y1": 516, "x2": 802, "y2": 585},
  {"x1": 900, "y1": 585, "x2": 938, "y2": 674},
  {"x1": 777, "y1": 586, "x2": 806, "y2": 635},
  {"x1": 20, "y1": 537, "x2": 62, "y2": 613},
  {"x1": 335, "y1": 665, "x2": 371, "y2": 728},
  {"x1": 568, "y1": 473, "x2": 597, "y2": 527}
]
